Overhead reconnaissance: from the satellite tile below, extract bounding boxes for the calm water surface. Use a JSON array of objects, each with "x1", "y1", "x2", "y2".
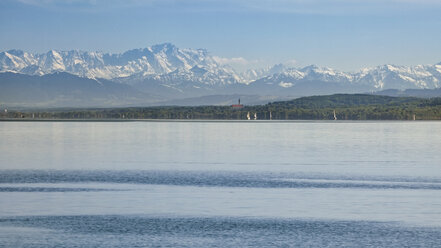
[{"x1": 1, "y1": 121, "x2": 441, "y2": 247}]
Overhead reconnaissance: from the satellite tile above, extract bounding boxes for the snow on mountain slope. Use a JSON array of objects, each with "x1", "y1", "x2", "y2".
[
  {"x1": 299, "y1": 65, "x2": 353, "y2": 82},
  {"x1": 241, "y1": 64, "x2": 288, "y2": 83},
  {"x1": 251, "y1": 65, "x2": 352, "y2": 89},
  {"x1": 1, "y1": 44, "x2": 441, "y2": 92},
  {"x1": 354, "y1": 64, "x2": 440, "y2": 90},
  {"x1": 249, "y1": 64, "x2": 441, "y2": 91},
  {"x1": 0, "y1": 43, "x2": 240, "y2": 83}
]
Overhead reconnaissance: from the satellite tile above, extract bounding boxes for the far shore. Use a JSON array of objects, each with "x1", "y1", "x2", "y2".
[{"x1": 0, "y1": 118, "x2": 437, "y2": 123}]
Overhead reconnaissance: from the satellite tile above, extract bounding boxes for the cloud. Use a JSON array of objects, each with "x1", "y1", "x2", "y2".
[
  {"x1": 284, "y1": 59, "x2": 298, "y2": 67},
  {"x1": 212, "y1": 56, "x2": 264, "y2": 71},
  {"x1": 213, "y1": 56, "x2": 253, "y2": 65},
  {"x1": 213, "y1": 56, "x2": 263, "y2": 67}
]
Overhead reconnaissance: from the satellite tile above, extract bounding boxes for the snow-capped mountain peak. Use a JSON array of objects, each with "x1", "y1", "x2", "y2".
[
  {"x1": 0, "y1": 44, "x2": 237, "y2": 81},
  {"x1": 1, "y1": 44, "x2": 441, "y2": 92}
]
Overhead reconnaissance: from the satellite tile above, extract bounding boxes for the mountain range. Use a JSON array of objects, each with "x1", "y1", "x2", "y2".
[{"x1": 1, "y1": 43, "x2": 441, "y2": 107}]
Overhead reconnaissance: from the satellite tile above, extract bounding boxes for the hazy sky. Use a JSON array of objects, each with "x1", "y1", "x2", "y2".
[{"x1": 1, "y1": 0, "x2": 441, "y2": 71}]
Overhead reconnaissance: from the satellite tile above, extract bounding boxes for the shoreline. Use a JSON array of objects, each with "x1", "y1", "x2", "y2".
[{"x1": 0, "y1": 118, "x2": 439, "y2": 123}]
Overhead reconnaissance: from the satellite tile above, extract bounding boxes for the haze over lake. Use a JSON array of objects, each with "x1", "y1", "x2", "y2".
[{"x1": 1, "y1": 121, "x2": 441, "y2": 247}]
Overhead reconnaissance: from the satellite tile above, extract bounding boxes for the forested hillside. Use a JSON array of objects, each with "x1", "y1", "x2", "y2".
[{"x1": 3, "y1": 94, "x2": 441, "y2": 120}]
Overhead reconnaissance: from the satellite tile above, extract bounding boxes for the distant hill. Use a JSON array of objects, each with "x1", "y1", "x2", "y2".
[
  {"x1": 374, "y1": 88, "x2": 441, "y2": 98},
  {"x1": 265, "y1": 94, "x2": 441, "y2": 120},
  {"x1": 268, "y1": 94, "x2": 421, "y2": 108},
  {"x1": 5, "y1": 94, "x2": 441, "y2": 120},
  {"x1": 155, "y1": 94, "x2": 288, "y2": 106},
  {"x1": 0, "y1": 72, "x2": 157, "y2": 107}
]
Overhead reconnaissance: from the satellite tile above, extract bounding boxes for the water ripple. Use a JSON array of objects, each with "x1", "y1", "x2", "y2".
[
  {"x1": 1, "y1": 215, "x2": 441, "y2": 248},
  {"x1": 1, "y1": 170, "x2": 441, "y2": 190}
]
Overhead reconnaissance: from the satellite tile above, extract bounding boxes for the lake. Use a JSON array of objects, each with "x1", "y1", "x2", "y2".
[{"x1": 1, "y1": 121, "x2": 441, "y2": 247}]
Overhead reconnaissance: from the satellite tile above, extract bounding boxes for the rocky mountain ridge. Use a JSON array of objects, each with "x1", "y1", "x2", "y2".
[
  {"x1": 1, "y1": 43, "x2": 441, "y2": 107},
  {"x1": 2, "y1": 43, "x2": 441, "y2": 92}
]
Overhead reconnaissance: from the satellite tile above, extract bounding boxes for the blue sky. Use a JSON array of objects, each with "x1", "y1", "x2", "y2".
[{"x1": 1, "y1": 0, "x2": 441, "y2": 71}]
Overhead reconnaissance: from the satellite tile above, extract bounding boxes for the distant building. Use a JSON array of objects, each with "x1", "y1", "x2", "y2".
[{"x1": 231, "y1": 98, "x2": 244, "y2": 108}]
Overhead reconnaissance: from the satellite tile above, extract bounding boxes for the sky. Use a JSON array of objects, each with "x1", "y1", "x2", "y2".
[{"x1": 1, "y1": 0, "x2": 441, "y2": 71}]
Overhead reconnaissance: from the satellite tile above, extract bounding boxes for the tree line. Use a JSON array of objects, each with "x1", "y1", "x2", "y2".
[{"x1": 2, "y1": 94, "x2": 441, "y2": 120}]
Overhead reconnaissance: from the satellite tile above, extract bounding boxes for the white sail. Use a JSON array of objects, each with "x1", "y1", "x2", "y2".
[
  {"x1": 247, "y1": 112, "x2": 250, "y2": 120},
  {"x1": 333, "y1": 110, "x2": 337, "y2": 120},
  {"x1": 254, "y1": 113, "x2": 257, "y2": 120}
]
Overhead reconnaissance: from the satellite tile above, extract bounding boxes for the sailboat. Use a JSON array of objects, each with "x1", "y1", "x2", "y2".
[
  {"x1": 333, "y1": 110, "x2": 337, "y2": 120},
  {"x1": 247, "y1": 112, "x2": 251, "y2": 120},
  {"x1": 270, "y1": 111, "x2": 272, "y2": 120},
  {"x1": 254, "y1": 113, "x2": 257, "y2": 120}
]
